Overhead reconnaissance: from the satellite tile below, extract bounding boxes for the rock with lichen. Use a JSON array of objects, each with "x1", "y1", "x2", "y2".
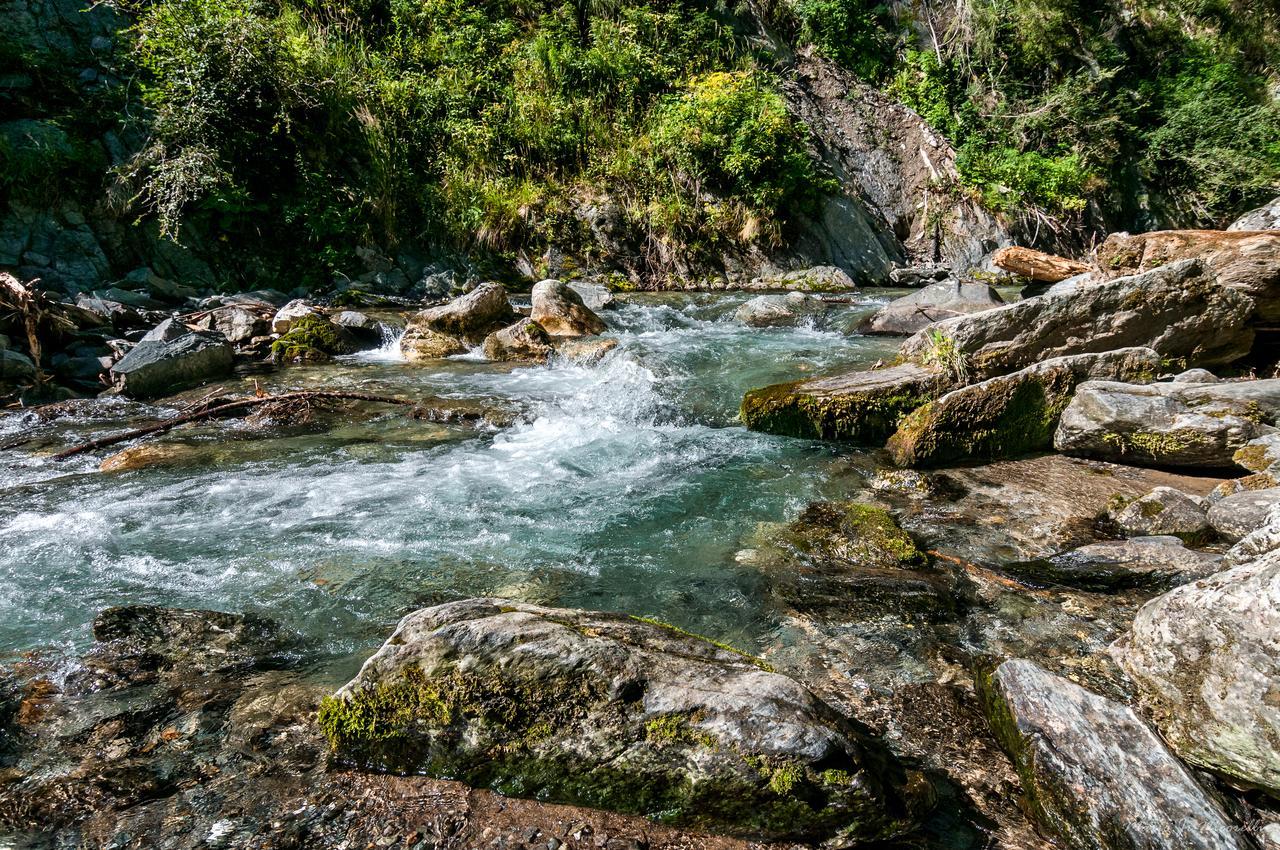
[
  {"x1": 1054, "y1": 378, "x2": 1280, "y2": 469},
  {"x1": 318, "y1": 598, "x2": 931, "y2": 842},
  {"x1": 887, "y1": 348, "x2": 1158, "y2": 468},
  {"x1": 1112, "y1": 549, "x2": 1280, "y2": 797},
  {"x1": 270, "y1": 313, "x2": 360, "y2": 364},
  {"x1": 979, "y1": 659, "x2": 1247, "y2": 850},
  {"x1": 1206, "y1": 487, "x2": 1280, "y2": 542},
  {"x1": 741, "y1": 363, "x2": 946, "y2": 443}
]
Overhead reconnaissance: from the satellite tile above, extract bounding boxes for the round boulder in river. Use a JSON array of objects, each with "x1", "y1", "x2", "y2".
[
  {"x1": 530, "y1": 279, "x2": 606, "y2": 337},
  {"x1": 319, "y1": 598, "x2": 931, "y2": 843}
]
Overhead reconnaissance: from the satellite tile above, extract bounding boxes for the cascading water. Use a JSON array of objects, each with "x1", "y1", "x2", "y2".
[{"x1": 0, "y1": 292, "x2": 902, "y2": 680}]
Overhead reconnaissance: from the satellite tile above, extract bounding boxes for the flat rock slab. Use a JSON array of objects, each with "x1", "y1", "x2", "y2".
[
  {"x1": 1055, "y1": 378, "x2": 1280, "y2": 469},
  {"x1": 741, "y1": 363, "x2": 946, "y2": 443},
  {"x1": 981, "y1": 659, "x2": 1246, "y2": 850},
  {"x1": 320, "y1": 599, "x2": 929, "y2": 843},
  {"x1": 1113, "y1": 550, "x2": 1280, "y2": 796},
  {"x1": 1003, "y1": 536, "x2": 1223, "y2": 592},
  {"x1": 898, "y1": 260, "x2": 1253, "y2": 381},
  {"x1": 1207, "y1": 487, "x2": 1280, "y2": 542},
  {"x1": 858, "y1": 280, "x2": 1003, "y2": 336},
  {"x1": 887, "y1": 348, "x2": 1158, "y2": 468}
]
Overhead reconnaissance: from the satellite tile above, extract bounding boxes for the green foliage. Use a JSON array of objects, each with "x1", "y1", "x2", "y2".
[
  {"x1": 120, "y1": 0, "x2": 832, "y2": 283},
  {"x1": 772, "y1": 0, "x2": 893, "y2": 80}
]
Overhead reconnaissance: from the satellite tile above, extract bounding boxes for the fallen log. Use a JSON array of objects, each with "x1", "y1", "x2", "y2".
[
  {"x1": 992, "y1": 246, "x2": 1089, "y2": 283},
  {"x1": 51, "y1": 391, "x2": 414, "y2": 460}
]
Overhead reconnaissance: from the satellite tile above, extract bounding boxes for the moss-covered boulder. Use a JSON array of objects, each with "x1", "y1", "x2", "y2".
[
  {"x1": 741, "y1": 363, "x2": 945, "y2": 443},
  {"x1": 979, "y1": 659, "x2": 1246, "y2": 850},
  {"x1": 270, "y1": 313, "x2": 360, "y2": 363},
  {"x1": 318, "y1": 598, "x2": 930, "y2": 843},
  {"x1": 887, "y1": 348, "x2": 1159, "y2": 468}
]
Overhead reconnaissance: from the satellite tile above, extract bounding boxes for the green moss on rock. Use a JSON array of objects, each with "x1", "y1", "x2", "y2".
[{"x1": 271, "y1": 314, "x2": 358, "y2": 363}]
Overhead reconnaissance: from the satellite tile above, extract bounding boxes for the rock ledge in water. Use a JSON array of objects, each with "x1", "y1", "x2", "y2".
[{"x1": 319, "y1": 598, "x2": 929, "y2": 842}]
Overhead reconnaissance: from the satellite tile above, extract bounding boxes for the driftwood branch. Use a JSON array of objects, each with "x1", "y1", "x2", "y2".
[
  {"x1": 51, "y1": 391, "x2": 415, "y2": 460},
  {"x1": 992, "y1": 246, "x2": 1089, "y2": 283}
]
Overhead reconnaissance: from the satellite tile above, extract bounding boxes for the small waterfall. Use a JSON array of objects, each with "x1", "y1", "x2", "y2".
[{"x1": 354, "y1": 323, "x2": 406, "y2": 362}]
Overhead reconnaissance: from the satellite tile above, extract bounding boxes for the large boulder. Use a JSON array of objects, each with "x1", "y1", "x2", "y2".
[
  {"x1": 271, "y1": 299, "x2": 321, "y2": 335},
  {"x1": 109, "y1": 330, "x2": 233, "y2": 398},
  {"x1": 1054, "y1": 378, "x2": 1280, "y2": 469},
  {"x1": 887, "y1": 348, "x2": 1158, "y2": 467},
  {"x1": 741, "y1": 363, "x2": 946, "y2": 443},
  {"x1": 402, "y1": 282, "x2": 517, "y2": 360},
  {"x1": 482, "y1": 320, "x2": 554, "y2": 363},
  {"x1": 1098, "y1": 229, "x2": 1280, "y2": 320},
  {"x1": 1002, "y1": 536, "x2": 1223, "y2": 592},
  {"x1": 196, "y1": 304, "x2": 271, "y2": 345},
  {"x1": 270, "y1": 313, "x2": 360, "y2": 364},
  {"x1": 898, "y1": 260, "x2": 1254, "y2": 381},
  {"x1": 530, "y1": 279, "x2": 606, "y2": 337},
  {"x1": 858, "y1": 281, "x2": 1004, "y2": 336},
  {"x1": 980, "y1": 659, "x2": 1246, "y2": 850},
  {"x1": 0, "y1": 349, "x2": 37, "y2": 382},
  {"x1": 1112, "y1": 550, "x2": 1280, "y2": 796},
  {"x1": 567, "y1": 281, "x2": 615, "y2": 311},
  {"x1": 734, "y1": 292, "x2": 826, "y2": 328},
  {"x1": 319, "y1": 599, "x2": 929, "y2": 842},
  {"x1": 1229, "y1": 196, "x2": 1280, "y2": 232}
]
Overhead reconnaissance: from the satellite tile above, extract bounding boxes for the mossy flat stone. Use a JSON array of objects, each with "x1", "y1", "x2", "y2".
[
  {"x1": 318, "y1": 598, "x2": 931, "y2": 843},
  {"x1": 741, "y1": 363, "x2": 945, "y2": 443}
]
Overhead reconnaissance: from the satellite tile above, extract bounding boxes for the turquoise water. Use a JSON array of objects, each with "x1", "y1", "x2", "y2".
[{"x1": 0, "y1": 292, "x2": 901, "y2": 676}]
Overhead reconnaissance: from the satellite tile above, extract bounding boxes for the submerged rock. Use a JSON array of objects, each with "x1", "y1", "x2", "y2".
[
  {"x1": 530, "y1": 279, "x2": 606, "y2": 337},
  {"x1": 980, "y1": 659, "x2": 1246, "y2": 850},
  {"x1": 108, "y1": 330, "x2": 233, "y2": 398},
  {"x1": 1110, "y1": 486, "x2": 1211, "y2": 544},
  {"x1": 764, "y1": 502, "x2": 961, "y2": 622},
  {"x1": 319, "y1": 598, "x2": 930, "y2": 842},
  {"x1": 734, "y1": 291, "x2": 826, "y2": 328},
  {"x1": 1003, "y1": 536, "x2": 1223, "y2": 592},
  {"x1": 858, "y1": 280, "x2": 1003, "y2": 336},
  {"x1": 1054, "y1": 378, "x2": 1280, "y2": 469},
  {"x1": 887, "y1": 348, "x2": 1158, "y2": 468},
  {"x1": 741, "y1": 363, "x2": 946, "y2": 443},
  {"x1": 1113, "y1": 549, "x2": 1280, "y2": 796},
  {"x1": 402, "y1": 282, "x2": 517, "y2": 360},
  {"x1": 1097, "y1": 229, "x2": 1280, "y2": 320},
  {"x1": 898, "y1": 260, "x2": 1254, "y2": 381}
]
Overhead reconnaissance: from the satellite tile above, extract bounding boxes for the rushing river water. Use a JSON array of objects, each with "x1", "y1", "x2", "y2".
[{"x1": 0, "y1": 292, "x2": 905, "y2": 680}]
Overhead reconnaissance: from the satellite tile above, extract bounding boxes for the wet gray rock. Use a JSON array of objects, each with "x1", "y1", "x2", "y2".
[
  {"x1": 1113, "y1": 549, "x2": 1280, "y2": 796},
  {"x1": 888, "y1": 264, "x2": 951, "y2": 287},
  {"x1": 980, "y1": 659, "x2": 1246, "y2": 850},
  {"x1": 321, "y1": 598, "x2": 930, "y2": 842},
  {"x1": 734, "y1": 291, "x2": 827, "y2": 328},
  {"x1": 482, "y1": 319, "x2": 554, "y2": 363},
  {"x1": 1055, "y1": 379, "x2": 1280, "y2": 469},
  {"x1": 402, "y1": 282, "x2": 517, "y2": 360},
  {"x1": 1230, "y1": 196, "x2": 1280, "y2": 231},
  {"x1": 108, "y1": 330, "x2": 233, "y2": 398},
  {"x1": 1111, "y1": 486, "x2": 1211, "y2": 543},
  {"x1": 530, "y1": 279, "x2": 606, "y2": 337},
  {"x1": 887, "y1": 348, "x2": 1159, "y2": 468},
  {"x1": 567, "y1": 281, "x2": 615, "y2": 311},
  {"x1": 859, "y1": 280, "x2": 1003, "y2": 336},
  {"x1": 899, "y1": 260, "x2": 1254, "y2": 381},
  {"x1": 1004, "y1": 536, "x2": 1223, "y2": 592},
  {"x1": 1207, "y1": 488, "x2": 1280, "y2": 542},
  {"x1": 0, "y1": 349, "x2": 36, "y2": 382},
  {"x1": 195, "y1": 304, "x2": 270, "y2": 344}
]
